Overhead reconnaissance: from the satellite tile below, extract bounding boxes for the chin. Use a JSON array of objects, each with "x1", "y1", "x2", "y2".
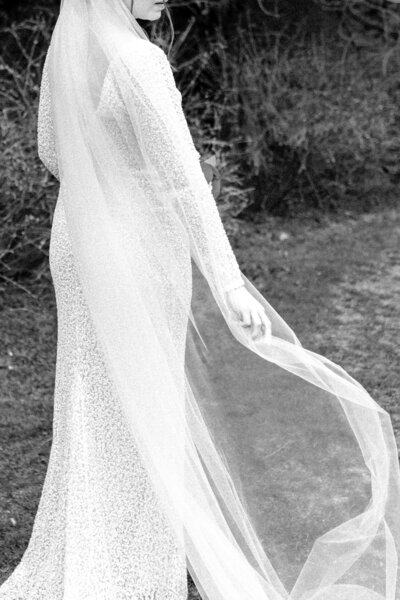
[{"x1": 147, "y1": 12, "x2": 163, "y2": 21}]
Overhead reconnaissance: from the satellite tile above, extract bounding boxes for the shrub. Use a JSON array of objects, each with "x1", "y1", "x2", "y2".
[
  {"x1": 0, "y1": 13, "x2": 57, "y2": 284},
  {"x1": 173, "y1": 16, "x2": 400, "y2": 214}
]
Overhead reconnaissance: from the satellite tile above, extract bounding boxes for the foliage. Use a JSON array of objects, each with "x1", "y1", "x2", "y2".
[
  {"x1": 168, "y1": 9, "x2": 400, "y2": 214},
  {"x1": 219, "y1": 24, "x2": 400, "y2": 213},
  {"x1": 0, "y1": 14, "x2": 57, "y2": 284}
]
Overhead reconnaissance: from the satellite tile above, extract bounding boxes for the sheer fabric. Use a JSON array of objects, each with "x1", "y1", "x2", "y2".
[{"x1": 1, "y1": 1, "x2": 400, "y2": 599}]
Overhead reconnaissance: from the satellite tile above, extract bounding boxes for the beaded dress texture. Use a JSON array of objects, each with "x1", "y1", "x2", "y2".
[{"x1": 0, "y1": 41, "x2": 244, "y2": 599}]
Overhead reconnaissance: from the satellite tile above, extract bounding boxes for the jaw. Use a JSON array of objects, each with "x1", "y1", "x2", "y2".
[{"x1": 146, "y1": 10, "x2": 163, "y2": 21}]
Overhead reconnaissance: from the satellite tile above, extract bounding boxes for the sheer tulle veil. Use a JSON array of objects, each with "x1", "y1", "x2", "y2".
[{"x1": 44, "y1": 1, "x2": 400, "y2": 598}]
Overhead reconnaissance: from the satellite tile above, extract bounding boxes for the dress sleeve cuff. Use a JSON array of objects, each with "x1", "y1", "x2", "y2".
[{"x1": 223, "y1": 278, "x2": 245, "y2": 294}]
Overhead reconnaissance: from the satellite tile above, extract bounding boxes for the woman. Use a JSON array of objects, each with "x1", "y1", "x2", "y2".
[{"x1": 1, "y1": 1, "x2": 400, "y2": 599}]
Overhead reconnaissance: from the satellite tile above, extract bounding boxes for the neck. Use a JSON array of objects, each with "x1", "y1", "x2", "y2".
[{"x1": 130, "y1": 13, "x2": 149, "y2": 41}]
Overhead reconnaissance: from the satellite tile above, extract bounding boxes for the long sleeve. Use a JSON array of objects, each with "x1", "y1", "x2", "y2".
[
  {"x1": 37, "y1": 49, "x2": 60, "y2": 181},
  {"x1": 101, "y1": 41, "x2": 245, "y2": 295}
]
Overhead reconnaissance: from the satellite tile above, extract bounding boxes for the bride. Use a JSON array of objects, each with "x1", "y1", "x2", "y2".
[{"x1": 1, "y1": 0, "x2": 400, "y2": 599}]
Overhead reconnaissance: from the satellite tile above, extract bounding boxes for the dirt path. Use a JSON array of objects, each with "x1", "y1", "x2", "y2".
[{"x1": 1, "y1": 207, "x2": 399, "y2": 594}]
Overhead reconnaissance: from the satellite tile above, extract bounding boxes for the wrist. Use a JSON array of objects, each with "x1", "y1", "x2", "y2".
[{"x1": 224, "y1": 282, "x2": 245, "y2": 297}]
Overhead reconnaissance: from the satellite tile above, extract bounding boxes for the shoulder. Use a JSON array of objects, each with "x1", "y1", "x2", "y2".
[
  {"x1": 98, "y1": 36, "x2": 171, "y2": 115},
  {"x1": 112, "y1": 35, "x2": 174, "y2": 97},
  {"x1": 117, "y1": 36, "x2": 167, "y2": 73}
]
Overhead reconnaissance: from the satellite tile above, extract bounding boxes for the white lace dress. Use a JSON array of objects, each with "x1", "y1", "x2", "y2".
[{"x1": 0, "y1": 42, "x2": 244, "y2": 599}]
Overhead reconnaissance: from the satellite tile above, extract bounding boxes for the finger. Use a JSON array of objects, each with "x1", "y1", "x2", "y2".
[
  {"x1": 259, "y1": 312, "x2": 272, "y2": 342},
  {"x1": 250, "y1": 309, "x2": 262, "y2": 340},
  {"x1": 233, "y1": 309, "x2": 242, "y2": 322},
  {"x1": 260, "y1": 312, "x2": 271, "y2": 333},
  {"x1": 239, "y1": 310, "x2": 252, "y2": 328},
  {"x1": 253, "y1": 311, "x2": 271, "y2": 341}
]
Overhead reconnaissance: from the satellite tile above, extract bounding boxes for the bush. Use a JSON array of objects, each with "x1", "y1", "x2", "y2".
[
  {"x1": 0, "y1": 13, "x2": 57, "y2": 284},
  {"x1": 172, "y1": 15, "x2": 400, "y2": 214}
]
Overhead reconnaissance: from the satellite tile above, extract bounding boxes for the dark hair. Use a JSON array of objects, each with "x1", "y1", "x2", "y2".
[
  {"x1": 163, "y1": 3, "x2": 175, "y2": 60},
  {"x1": 150, "y1": 2, "x2": 175, "y2": 62}
]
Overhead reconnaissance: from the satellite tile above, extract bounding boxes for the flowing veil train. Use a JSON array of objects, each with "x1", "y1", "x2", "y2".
[{"x1": 3, "y1": 0, "x2": 400, "y2": 598}]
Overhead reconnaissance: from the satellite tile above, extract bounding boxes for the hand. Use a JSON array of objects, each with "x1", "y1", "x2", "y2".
[
  {"x1": 200, "y1": 157, "x2": 222, "y2": 200},
  {"x1": 225, "y1": 285, "x2": 272, "y2": 342}
]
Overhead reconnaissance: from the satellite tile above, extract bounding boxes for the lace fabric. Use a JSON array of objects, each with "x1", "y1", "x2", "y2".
[{"x1": 0, "y1": 192, "x2": 189, "y2": 599}]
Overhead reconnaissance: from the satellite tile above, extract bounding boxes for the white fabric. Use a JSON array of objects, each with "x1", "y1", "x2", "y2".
[{"x1": 1, "y1": 1, "x2": 400, "y2": 599}]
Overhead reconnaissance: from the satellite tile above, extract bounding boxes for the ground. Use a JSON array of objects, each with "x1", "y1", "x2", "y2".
[{"x1": 0, "y1": 206, "x2": 399, "y2": 595}]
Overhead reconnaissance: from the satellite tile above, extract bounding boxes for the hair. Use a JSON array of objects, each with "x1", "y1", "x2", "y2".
[
  {"x1": 162, "y1": 3, "x2": 175, "y2": 60},
  {"x1": 146, "y1": 1, "x2": 175, "y2": 62}
]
